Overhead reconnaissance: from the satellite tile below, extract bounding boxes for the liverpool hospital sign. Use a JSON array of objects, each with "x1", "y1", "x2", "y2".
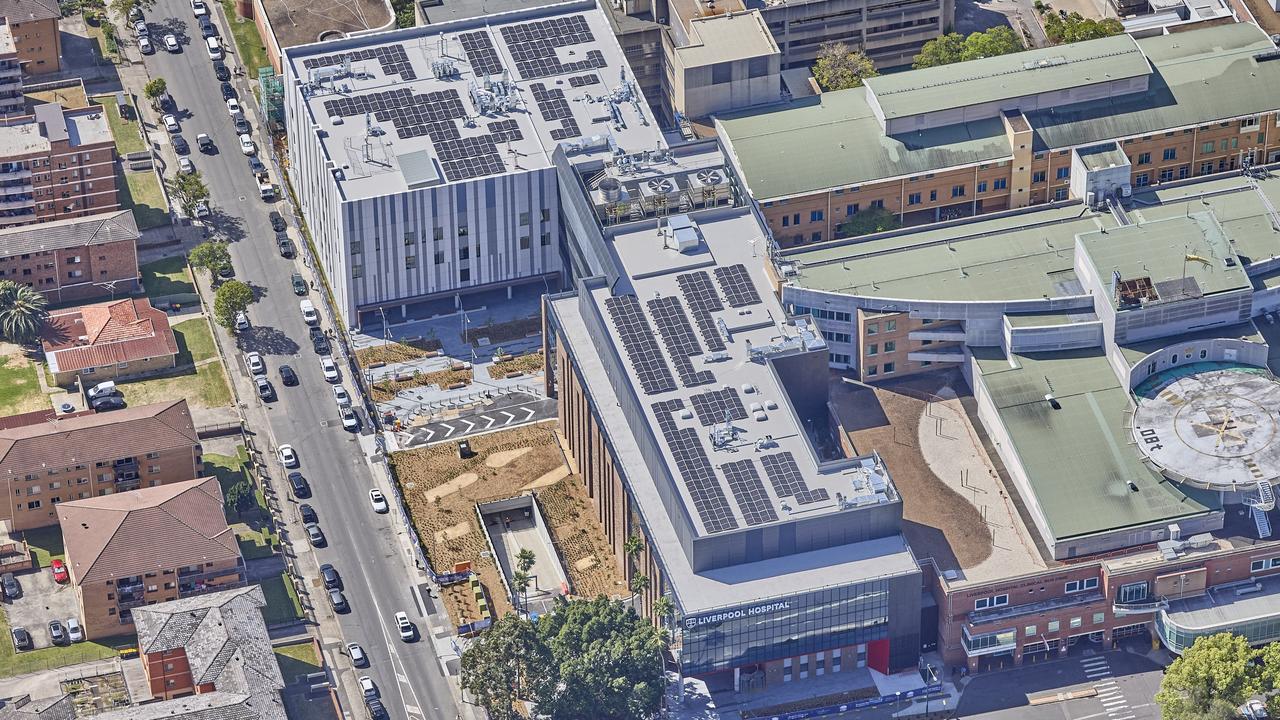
[{"x1": 683, "y1": 600, "x2": 793, "y2": 630}]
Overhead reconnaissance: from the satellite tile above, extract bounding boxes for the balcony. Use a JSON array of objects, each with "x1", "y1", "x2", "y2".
[
  {"x1": 0, "y1": 167, "x2": 29, "y2": 181},
  {"x1": 909, "y1": 326, "x2": 966, "y2": 342},
  {"x1": 962, "y1": 627, "x2": 1017, "y2": 657},
  {"x1": 178, "y1": 563, "x2": 244, "y2": 583},
  {"x1": 1112, "y1": 598, "x2": 1167, "y2": 617},
  {"x1": 969, "y1": 590, "x2": 1104, "y2": 625},
  {"x1": 908, "y1": 347, "x2": 966, "y2": 364},
  {"x1": 179, "y1": 576, "x2": 247, "y2": 597},
  {"x1": 0, "y1": 196, "x2": 35, "y2": 211}
]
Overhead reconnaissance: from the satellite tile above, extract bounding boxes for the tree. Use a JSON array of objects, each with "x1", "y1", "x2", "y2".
[
  {"x1": 516, "y1": 548, "x2": 536, "y2": 574},
  {"x1": 812, "y1": 41, "x2": 878, "y2": 92},
  {"x1": 1156, "y1": 633, "x2": 1261, "y2": 720},
  {"x1": 651, "y1": 596, "x2": 674, "y2": 629},
  {"x1": 188, "y1": 241, "x2": 231, "y2": 276},
  {"x1": 110, "y1": 0, "x2": 156, "y2": 19},
  {"x1": 1042, "y1": 11, "x2": 1123, "y2": 43},
  {"x1": 534, "y1": 596, "x2": 664, "y2": 720},
  {"x1": 143, "y1": 78, "x2": 167, "y2": 109},
  {"x1": 623, "y1": 534, "x2": 643, "y2": 560},
  {"x1": 837, "y1": 206, "x2": 900, "y2": 238},
  {"x1": 213, "y1": 280, "x2": 254, "y2": 329},
  {"x1": 224, "y1": 478, "x2": 256, "y2": 516},
  {"x1": 460, "y1": 613, "x2": 550, "y2": 720},
  {"x1": 168, "y1": 171, "x2": 210, "y2": 218},
  {"x1": 912, "y1": 27, "x2": 1022, "y2": 68},
  {"x1": 0, "y1": 280, "x2": 48, "y2": 344},
  {"x1": 629, "y1": 573, "x2": 650, "y2": 596}
]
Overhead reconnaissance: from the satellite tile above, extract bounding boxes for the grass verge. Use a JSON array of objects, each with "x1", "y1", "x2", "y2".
[
  {"x1": 0, "y1": 609, "x2": 124, "y2": 678},
  {"x1": 0, "y1": 355, "x2": 45, "y2": 417},
  {"x1": 140, "y1": 256, "x2": 195, "y2": 298},
  {"x1": 118, "y1": 168, "x2": 169, "y2": 230},
  {"x1": 18, "y1": 526, "x2": 64, "y2": 568},
  {"x1": 274, "y1": 641, "x2": 321, "y2": 680},
  {"x1": 259, "y1": 573, "x2": 303, "y2": 625},
  {"x1": 173, "y1": 317, "x2": 218, "y2": 365},
  {"x1": 219, "y1": 0, "x2": 269, "y2": 75},
  {"x1": 116, "y1": 361, "x2": 232, "y2": 409}
]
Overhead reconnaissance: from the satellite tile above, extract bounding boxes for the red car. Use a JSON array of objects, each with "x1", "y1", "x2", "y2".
[{"x1": 50, "y1": 559, "x2": 68, "y2": 584}]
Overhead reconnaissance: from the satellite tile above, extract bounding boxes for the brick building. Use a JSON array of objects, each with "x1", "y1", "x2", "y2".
[
  {"x1": 0, "y1": 103, "x2": 118, "y2": 228},
  {"x1": 56, "y1": 477, "x2": 244, "y2": 639},
  {"x1": 42, "y1": 298, "x2": 179, "y2": 386},
  {"x1": 0, "y1": 210, "x2": 141, "y2": 304},
  {"x1": 0, "y1": 0, "x2": 60, "y2": 74},
  {"x1": 0, "y1": 399, "x2": 203, "y2": 531},
  {"x1": 719, "y1": 23, "x2": 1280, "y2": 247}
]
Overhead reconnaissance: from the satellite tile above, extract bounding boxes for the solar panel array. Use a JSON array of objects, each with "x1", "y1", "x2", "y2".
[
  {"x1": 568, "y1": 73, "x2": 600, "y2": 87},
  {"x1": 647, "y1": 296, "x2": 715, "y2": 388},
  {"x1": 715, "y1": 264, "x2": 762, "y2": 307},
  {"x1": 303, "y1": 46, "x2": 416, "y2": 81},
  {"x1": 760, "y1": 452, "x2": 831, "y2": 505},
  {"x1": 459, "y1": 32, "x2": 504, "y2": 77},
  {"x1": 654, "y1": 400, "x2": 739, "y2": 534},
  {"x1": 530, "y1": 82, "x2": 581, "y2": 141},
  {"x1": 721, "y1": 459, "x2": 779, "y2": 526},
  {"x1": 676, "y1": 271, "x2": 726, "y2": 352},
  {"x1": 488, "y1": 119, "x2": 523, "y2": 143},
  {"x1": 605, "y1": 295, "x2": 677, "y2": 395},
  {"x1": 498, "y1": 15, "x2": 605, "y2": 80},
  {"x1": 691, "y1": 387, "x2": 747, "y2": 427}
]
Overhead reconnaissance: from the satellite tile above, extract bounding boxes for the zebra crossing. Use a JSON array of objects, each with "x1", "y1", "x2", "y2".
[{"x1": 1082, "y1": 656, "x2": 1136, "y2": 720}]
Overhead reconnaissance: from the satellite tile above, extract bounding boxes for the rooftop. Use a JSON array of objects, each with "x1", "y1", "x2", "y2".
[
  {"x1": 670, "y1": 10, "x2": 778, "y2": 67},
  {"x1": 258, "y1": 0, "x2": 390, "y2": 56},
  {"x1": 57, "y1": 477, "x2": 240, "y2": 585},
  {"x1": 1164, "y1": 573, "x2": 1280, "y2": 633},
  {"x1": 0, "y1": 209, "x2": 138, "y2": 257},
  {"x1": 0, "y1": 0, "x2": 61, "y2": 23},
  {"x1": 42, "y1": 298, "x2": 178, "y2": 375},
  {"x1": 862, "y1": 33, "x2": 1149, "y2": 121},
  {"x1": 718, "y1": 23, "x2": 1280, "y2": 199},
  {"x1": 284, "y1": 0, "x2": 662, "y2": 201},
  {"x1": 1077, "y1": 142, "x2": 1130, "y2": 172}
]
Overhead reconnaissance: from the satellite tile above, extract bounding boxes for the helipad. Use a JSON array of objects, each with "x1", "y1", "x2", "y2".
[{"x1": 1132, "y1": 368, "x2": 1280, "y2": 491}]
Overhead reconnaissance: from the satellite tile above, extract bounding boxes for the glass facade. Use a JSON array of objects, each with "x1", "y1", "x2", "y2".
[
  {"x1": 680, "y1": 580, "x2": 890, "y2": 676},
  {"x1": 1157, "y1": 610, "x2": 1280, "y2": 653}
]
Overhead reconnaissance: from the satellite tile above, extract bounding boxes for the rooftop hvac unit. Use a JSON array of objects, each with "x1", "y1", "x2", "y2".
[
  {"x1": 641, "y1": 177, "x2": 677, "y2": 197},
  {"x1": 690, "y1": 169, "x2": 724, "y2": 188}
]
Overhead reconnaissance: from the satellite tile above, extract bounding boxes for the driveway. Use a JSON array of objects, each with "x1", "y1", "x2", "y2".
[{"x1": 4, "y1": 568, "x2": 79, "y2": 650}]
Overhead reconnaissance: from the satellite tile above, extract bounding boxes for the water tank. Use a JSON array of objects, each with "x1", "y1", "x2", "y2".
[{"x1": 600, "y1": 177, "x2": 622, "y2": 202}]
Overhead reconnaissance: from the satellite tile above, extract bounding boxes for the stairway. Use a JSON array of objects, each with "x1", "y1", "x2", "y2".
[{"x1": 1255, "y1": 505, "x2": 1273, "y2": 540}]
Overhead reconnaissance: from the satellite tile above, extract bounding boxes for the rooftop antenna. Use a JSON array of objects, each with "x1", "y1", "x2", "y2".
[{"x1": 363, "y1": 112, "x2": 373, "y2": 162}]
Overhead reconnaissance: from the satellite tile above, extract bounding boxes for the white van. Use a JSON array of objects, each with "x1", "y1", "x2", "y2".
[
  {"x1": 300, "y1": 299, "x2": 318, "y2": 325},
  {"x1": 205, "y1": 36, "x2": 222, "y2": 60},
  {"x1": 86, "y1": 380, "x2": 118, "y2": 399}
]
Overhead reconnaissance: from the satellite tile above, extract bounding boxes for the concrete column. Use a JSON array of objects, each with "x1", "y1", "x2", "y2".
[
  {"x1": 507, "y1": 285, "x2": 513, "y2": 299},
  {"x1": 401, "y1": 304, "x2": 407, "y2": 319},
  {"x1": 733, "y1": 666, "x2": 740, "y2": 693}
]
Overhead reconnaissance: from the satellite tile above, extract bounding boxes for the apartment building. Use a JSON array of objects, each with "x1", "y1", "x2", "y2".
[
  {"x1": 0, "y1": 210, "x2": 141, "y2": 304},
  {"x1": 0, "y1": 103, "x2": 118, "y2": 227},
  {"x1": 0, "y1": 399, "x2": 203, "y2": 531},
  {"x1": 56, "y1": 477, "x2": 244, "y2": 639},
  {"x1": 719, "y1": 23, "x2": 1280, "y2": 247},
  {"x1": 0, "y1": 0, "x2": 60, "y2": 74}
]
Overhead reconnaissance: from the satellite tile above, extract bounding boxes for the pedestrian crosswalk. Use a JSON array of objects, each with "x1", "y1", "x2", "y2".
[{"x1": 1082, "y1": 656, "x2": 1135, "y2": 720}]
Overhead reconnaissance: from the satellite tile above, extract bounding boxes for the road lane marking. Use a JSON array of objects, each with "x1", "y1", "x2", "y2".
[
  {"x1": 522, "y1": 406, "x2": 535, "y2": 421},
  {"x1": 440, "y1": 422, "x2": 456, "y2": 437},
  {"x1": 483, "y1": 415, "x2": 496, "y2": 429},
  {"x1": 501, "y1": 410, "x2": 516, "y2": 423},
  {"x1": 1080, "y1": 657, "x2": 1109, "y2": 667}
]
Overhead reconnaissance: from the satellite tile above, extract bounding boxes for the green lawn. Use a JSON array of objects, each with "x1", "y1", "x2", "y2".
[
  {"x1": 259, "y1": 573, "x2": 303, "y2": 626},
  {"x1": 119, "y1": 168, "x2": 169, "y2": 230},
  {"x1": 0, "y1": 609, "x2": 125, "y2": 678},
  {"x1": 173, "y1": 317, "x2": 218, "y2": 365},
  {"x1": 115, "y1": 360, "x2": 232, "y2": 409},
  {"x1": 234, "y1": 524, "x2": 277, "y2": 560},
  {"x1": 0, "y1": 355, "x2": 45, "y2": 417},
  {"x1": 275, "y1": 641, "x2": 321, "y2": 680},
  {"x1": 90, "y1": 95, "x2": 145, "y2": 156},
  {"x1": 18, "y1": 526, "x2": 63, "y2": 568},
  {"x1": 140, "y1": 256, "x2": 195, "y2": 298},
  {"x1": 219, "y1": 0, "x2": 270, "y2": 76},
  {"x1": 206, "y1": 449, "x2": 276, "y2": 558}
]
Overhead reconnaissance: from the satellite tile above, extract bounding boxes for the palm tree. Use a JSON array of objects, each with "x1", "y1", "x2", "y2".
[
  {"x1": 652, "y1": 596, "x2": 674, "y2": 630},
  {"x1": 0, "y1": 280, "x2": 47, "y2": 344},
  {"x1": 516, "y1": 548, "x2": 536, "y2": 574},
  {"x1": 629, "y1": 573, "x2": 650, "y2": 596}
]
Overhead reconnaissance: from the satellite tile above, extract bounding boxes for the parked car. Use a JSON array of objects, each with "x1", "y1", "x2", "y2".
[
  {"x1": 214, "y1": 61, "x2": 230, "y2": 81},
  {"x1": 288, "y1": 471, "x2": 310, "y2": 498},
  {"x1": 269, "y1": 210, "x2": 287, "y2": 232},
  {"x1": 226, "y1": 97, "x2": 241, "y2": 116},
  {"x1": 277, "y1": 235, "x2": 295, "y2": 258},
  {"x1": 48, "y1": 620, "x2": 66, "y2": 646},
  {"x1": 366, "y1": 697, "x2": 388, "y2": 720},
  {"x1": 50, "y1": 559, "x2": 69, "y2": 584},
  {"x1": 138, "y1": 36, "x2": 153, "y2": 54},
  {"x1": 291, "y1": 272, "x2": 308, "y2": 295},
  {"x1": 320, "y1": 356, "x2": 340, "y2": 383},
  {"x1": 233, "y1": 116, "x2": 250, "y2": 134},
  {"x1": 310, "y1": 326, "x2": 330, "y2": 355},
  {"x1": 248, "y1": 156, "x2": 267, "y2": 176},
  {"x1": 1242, "y1": 699, "x2": 1270, "y2": 720},
  {"x1": 359, "y1": 676, "x2": 377, "y2": 698},
  {"x1": 305, "y1": 523, "x2": 326, "y2": 547},
  {"x1": 221, "y1": 82, "x2": 236, "y2": 101},
  {"x1": 1, "y1": 573, "x2": 19, "y2": 600},
  {"x1": 300, "y1": 298, "x2": 318, "y2": 325},
  {"x1": 394, "y1": 612, "x2": 414, "y2": 641},
  {"x1": 369, "y1": 489, "x2": 389, "y2": 513},
  {"x1": 90, "y1": 395, "x2": 127, "y2": 412},
  {"x1": 197, "y1": 133, "x2": 214, "y2": 152},
  {"x1": 205, "y1": 36, "x2": 222, "y2": 60},
  {"x1": 300, "y1": 503, "x2": 317, "y2": 524},
  {"x1": 245, "y1": 351, "x2": 265, "y2": 375},
  {"x1": 194, "y1": 200, "x2": 210, "y2": 218},
  {"x1": 132, "y1": 19, "x2": 148, "y2": 35},
  {"x1": 238, "y1": 133, "x2": 255, "y2": 156},
  {"x1": 216, "y1": 258, "x2": 232, "y2": 276},
  {"x1": 328, "y1": 588, "x2": 348, "y2": 612},
  {"x1": 341, "y1": 407, "x2": 360, "y2": 432},
  {"x1": 11, "y1": 626, "x2": 30, "y2": 651},
  {"x1": 320, "y1": 563, "x2": 341, "y2": 589},
  {"x1": 347, "y1": 642, "x2": 367, "y2": 667},
  {"x1": 65, "y1": 618, "x2": 83, "y2": 643},
  {"x1": 172, "y1": 134, "x2": 190, "y2": 155},
  {"x1": 255, "y1": 376, "x2": 275, "y2": 401},
  {"x1": 191, "y1": 0, "x2": 208, "y2": 15},
  {"x1": 162, "y1": 114, "x2": 179, "y2": 133},
  {"x1": 234, "y1": 311, "x2": 250, "y2": 331},
  {"x1": 279, "y1": 364, "x2": 298, "y2": 386},
  {"x1": 333, "y1": 385, "x2": 351, "y2": 407},
  {"x1": 87, "y1": 381, "x2": 118, "y2": 400},
  {"x1": 178, "y1": 156, "x2": 194, "y2": 174},
  {"x1": 278, "y1": 444, "x2": 299, "y2": 468},
  {"x1": 128, "y1": 5, "x2": 142, "y2": 20},
  {"x1": 163, "y1": 34, "x2": 179, "y2": 52}
]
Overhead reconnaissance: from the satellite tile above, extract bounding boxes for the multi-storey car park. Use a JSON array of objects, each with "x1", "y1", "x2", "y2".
[
  {"x1": 767, "y1": 165, "x2": 1280, "y2": 671},
  {"x1": 544, "y1": 140, "x2": 923, "y2": 688},
  {"x1": 717, "y1": 23, "x2": 1280, "y2": 248},
  {"x1": 283, "y1": 0, "x2": 664, "y2": 328}
]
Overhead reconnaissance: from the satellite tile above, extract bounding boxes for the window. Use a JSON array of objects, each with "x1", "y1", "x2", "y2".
[
  {"x1": 1241, "y1": 116, "x2": 1260, "y2": 131},
  {"x1": 540, "y1": 209, "x2": 550, "y2": 223},
  {"x1": 866, "y1": 324, "x2": 878, "y2": 335},
  {"x1": 1118, "y1": 581, "x2": 1148, "y2": 603},
  {"x1": 458, "y1": 224, "x2": 469, "y2": 237},
  {"x1": 1056, "y1": 167, "x2": 1070, "y2": 180},
  {"x1": 884, "y1": 320, "x2": 896, "y2": 331},
  {"x1": 951, "y1": 185, "x2": 965, "y2": 198},
  {"x1": 350, "y1": 241, "x2": 363, "y2": 255},
  {"x1": 1069, "y1": 617, "x2": 1082, "y2": 629},
  {"x1": 519, "y1": 236, "x2": 531, "y2": 250},
  {"x1": 1200, "y1": 161, "x2": 1214, "y2": 175},
  {"x1": 829, "y1": 352, "x2": 850, "y2": 364},
  {"x1": 1065, "y1": 578, "x2": 1098, "y2": 593},
  {"x1": 832, "y1": 649, "x2": 841, "y2": 672},
  {"x1": 1093, "y1": 612, "x2": 1105, "y2": 625},
  {"x1": 822, "y1": 331, "x2": 851, "y2": 343},
  {"x1": 1163, "y1": 148, "x2": 1177, "y2": 161},
  {"x1": 883, "y1": 362, "x2": 895, "y2": 373},
  {"x1": 974, "y1": 594, "x2": 1009, "y2": 610},
  {"x1": 1202, "y1": 141, "x2": 1215, "y2": 154},
  {"x1": 541, "y1": 232, "x2": 551, "y2": 246},
  {"x1": 993, "y1": 178, "x2": 1007, "y2": 190},
  {"x1": 404, "y1": 231, "x2": 416, "y2": 245},
  {"x1": 711, "y1": 61, "x2": 732, "y2": 84},
  {"x1": 1251, "y1": 557, "x2": 1280, "y2": 572},
  {"x1": 810, "y1": 210, "x2": 824, "y2": 222},
  {"x1": 26, "y1": 500, "x2": 39, "y2": 510},
  {"x1": 459, "y1": 246, "x2": 470, "y2": 260},
  {"x1": 1054, "y1": 188, "x2": 1068, "y2": 201},
  {"x1": 433, "y1": 226, "x2": 444, "y2": 242},
  {"x1": 866, "y1": 344, "x2": 878, "y2": 356},
  {"x1": 519, "y1": 211, "x2": 530, "y2": 226},
  {"x1": 434, "y1": 250, "x2": 445, "y2": 265},
  {"x1": 908, "y1": 192, "x2": 921, "y2": 205},
  {"x1": 459, "y1": 268, "x2": 470, "y2": 282},
  {"x1": 884, "y1": 340, "x2": 896, "y2": 352},
  {"x1": 351, "y1": 264, "x2": 363, "y2": 278},
  {"x1": 865, "y1": 365, "x2": 877, "y2": 376},
  {"x1": 976, "y1": 181, "x2": 987, "y2": 193},
  {"x1": 405, "y1": 255, "x2": 417, "y2": 270},
  {"x1": 1159, "y1": 168, "x2": 1175, "y2": 182},
  {"x1": 1033, "y1": 171, "x2": 1047, "y2": 183},
  {"x1": 1026, "y1": 625, "x2": 1036, "y2": 636},
  {"x1": 1179, "y1": 165, "x2": 1189, "y2": 179},
  {"x1": 791, "y1": 214, "x2": 800, "y2": 225},
  {"x1": 929, "y1": 190, "x2": 937, "y2": 201},
  {"x1": 782, "y1": 216, "x2": 789, "y2": 227},
  {"x1": 1136, "y1": 152, "x2": 1151, "y2": 165},
  {"x1": 845, "y1": 204, "x2": 859, "y2": 216},
  {"x1": 811, "y1": 232, "x2": 822, "y2": 243},
  {"x1": 870, "y1": 199, "x2": 884, "y2": 209}
]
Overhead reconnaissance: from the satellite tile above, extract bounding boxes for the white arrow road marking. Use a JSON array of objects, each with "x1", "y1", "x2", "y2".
[
  {"x1": 482, "y1": 415, "x2": 496, "y2": 429},
  {"x1": 405, "y1": 706, "x2": 422, "y2": 718},
  {"x1": 397, "y1": 673, "x2": 409, "y2": 683},
  {"x1": 440, "y1": 422, "x2": 456, "y2": 437},
  {"x1": 420, "y1": 428, "x2": 435, "y2": 442},
  {"x1": 521, "y1": 406, "x2": 536, "y2": 421},
  {"x1": 461, "y1": 418, "x2": 476, "y2": 433},
  {"x1": 500, "y1": 410, "x2": 516, "y2": 423}
]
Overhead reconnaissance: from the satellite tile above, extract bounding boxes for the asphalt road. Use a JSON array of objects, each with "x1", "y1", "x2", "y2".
[
  {"x1": 133, "y1": 5, "x2": 459, "y2": 719},
  {"x1": 954, "y1": 649, "x2": 1164, "y2": 720}
]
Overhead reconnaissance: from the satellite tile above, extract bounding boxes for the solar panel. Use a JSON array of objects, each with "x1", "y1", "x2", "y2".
[
  {"x1": 654, "y1": 400, "x2": 739, "y2": 533},
  {"x1": 721, "y1": 459, "x2": 779, "y2": 526},
  {"x1": 303, "y1": 46, "x2": 415, "y2": 80},
  {"x1": 530, "y1": 82, "x2": 580, "y2": 140},
  {"x1": 568, "y1": 73, "x2": 600, "y2": 87},
  {"x1": 647, "y1": 296, "x2": 714, "y2": 388},
  {"x1": 605, "y1": 295, "x2": 677, "y2": 395},
  {"x1": 459, "y1": 31, "x2": 504, "y2": 77},
  {"x1": 760, "y1": 452, "x2": 831, "y2": 505},
  {"x1": 714, "y1": 264, "x2": 761, "y2": 308},
  {"x1": 498, "y1": 15, "x2": 602, "y2": 80},
  {"x1": 488, "y1": 119, "x2": 523, "y2": 143},
  {"x1": 690, "y1": 387, "x2": 747, "y2": 427},
  {"x1": 676, "y1": 271, "x2": 726, "y2": 352}
]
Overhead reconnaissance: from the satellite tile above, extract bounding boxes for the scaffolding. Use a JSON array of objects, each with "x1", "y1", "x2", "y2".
[{"x1": 258, "y1": 68, "x2": 285, "y2": 132}]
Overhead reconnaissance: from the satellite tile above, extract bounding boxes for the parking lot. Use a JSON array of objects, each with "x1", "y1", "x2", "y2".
[{"x1": 4, "y1": 567, "x2": 81, "y2": 650}]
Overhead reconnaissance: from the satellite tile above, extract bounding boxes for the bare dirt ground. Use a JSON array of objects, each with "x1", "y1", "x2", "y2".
[
  {"x1": 1242, "y1": 0, "x2": 1280, "y2": 34},
  {"x1": 390, "y1": 422, "x2": 624, "y2": 626}
]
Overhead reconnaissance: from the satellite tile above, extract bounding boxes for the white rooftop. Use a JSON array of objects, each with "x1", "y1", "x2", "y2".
[{"x1": 283, "y1": 0, "x2": 663, "y2": 201}]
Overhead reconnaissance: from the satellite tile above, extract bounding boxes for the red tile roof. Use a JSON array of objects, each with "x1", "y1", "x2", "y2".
[{"x1": 41, "y1": 298, "x2": 178, "y2": 374}]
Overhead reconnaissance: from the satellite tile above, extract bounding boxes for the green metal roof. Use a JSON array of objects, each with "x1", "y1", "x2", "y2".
[
  {"x1": 972, "y1": 347, "x2": 1218, "y2": 542},
  {"x1": 864, "y1": 33, "x2": 1148, "y2": 121}
]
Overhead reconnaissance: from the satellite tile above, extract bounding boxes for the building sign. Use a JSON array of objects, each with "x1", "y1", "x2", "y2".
[{"x1": 684, "y1": 601, "x2": 792, "y2": 630}]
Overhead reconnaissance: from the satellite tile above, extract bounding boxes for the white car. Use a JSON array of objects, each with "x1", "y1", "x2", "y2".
[
  {"x1": 347, "y1": 642, "x2": 367, "y2": 667},
  {"x1": 162, "y1": 114, "x2": 179, "y2": 133},
  {"x1": 320, "y1": 356, "x2": 340, "y2": 383},
  {"x1": 333, "y1": 385, "x2": 351, "y2": 407},
  {"x1": 194, "y1": 201, "x2": 211, "y2": 218},
  {"x1": 65, "y1": 618, "x2": 83, "y2": 643},
  {"x1": 394, "y1": 612, "x2": 414, "y2": 641},
  {"x1": 205, "y1": 36, "x2": 222, "y2": 59},
  {"x1": 132, "y1": 19, "x2": 148, "y2": 35},
  {"x1": 340, "y1": 407, "x2": 360, "y2": 432},
  {"x1": 369, "y1": 489, "x2": 389, "y2": 513},
  {"x1": 245, "y1": 351, "x2": 265, "y2": 375},
  {"x1": 178, "y1": 156, "x2": 194, "y2": 174},
  {"x1": 138, "y1": 36, "x2": 153, "y2": 54},
  {"x1": 238, "y1": 133, "x2": 256, "y2": 156},
  {"x1": 358, "y1": 676, "x2": 377, "y2": 698},
  {"x1": 234, "y1": 311, "x2": 250, "y2": 331},
  {"x1": 277, "y1": 444, "x2": 299, "y2": 468},
  {"x1": 226, "y1": 98, "x2": 241, "y2": 116},
  {"x1": 191, "y1": 0, "x2": 209, "y2": 15},
  {"x1": 163, "y1": 34, "x2": 179, "y2": 52}
]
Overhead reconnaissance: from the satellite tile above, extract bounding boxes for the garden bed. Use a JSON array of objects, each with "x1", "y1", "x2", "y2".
[{"x1": 370, "y1": 366, "x2": 472, "y2": 403}]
